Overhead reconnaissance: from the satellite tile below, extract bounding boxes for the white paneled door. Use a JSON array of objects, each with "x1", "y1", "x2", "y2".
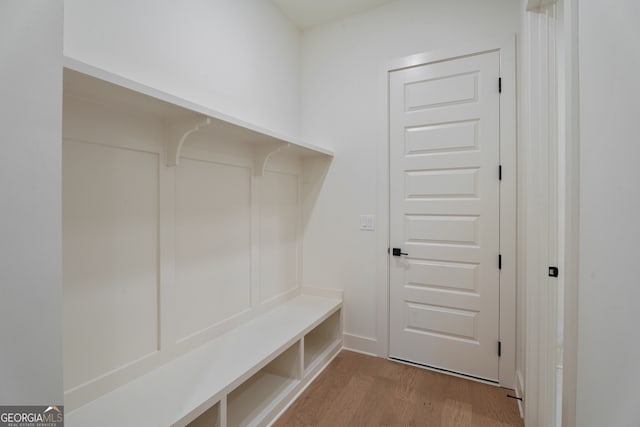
[{"x1": 389, "y1": 51, "x2": 502, "y2": 381}]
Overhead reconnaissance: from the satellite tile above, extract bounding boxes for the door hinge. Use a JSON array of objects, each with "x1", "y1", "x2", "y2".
[
  {"x1": 499, "y1": 165, "x2": 502, "y2": 180},
  {"x1": 498, "y1": 254, "x2": 502, "y2": 270},
  {"x1": 498, "y1": 341, "x2": 502, "y2": 357},
  {"x1": 499, "y1": 77, "x2": 502, "y2": 93}
]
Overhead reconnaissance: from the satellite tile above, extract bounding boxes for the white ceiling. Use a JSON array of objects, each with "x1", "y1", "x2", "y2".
[{"x1": 272, "y1": 0, "x2": 396, "y2": 30}]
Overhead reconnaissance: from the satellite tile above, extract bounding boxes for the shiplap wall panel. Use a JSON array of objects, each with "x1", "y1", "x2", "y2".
[
  {"x1": 63, "y1": 139, "x2": 160, "y2": 390},
  {"x1": 175, "y1": 158, "x2": 252, "y2": 341}
]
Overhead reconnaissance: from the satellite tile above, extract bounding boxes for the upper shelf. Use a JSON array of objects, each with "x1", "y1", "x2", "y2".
[{"x1": 63, "y1": 57, "x2": 333, "y2": 174}]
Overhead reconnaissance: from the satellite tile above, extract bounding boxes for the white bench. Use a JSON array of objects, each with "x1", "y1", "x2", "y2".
[{"x1": 66, "y1": 294, "x2": 342, "y2": 427}]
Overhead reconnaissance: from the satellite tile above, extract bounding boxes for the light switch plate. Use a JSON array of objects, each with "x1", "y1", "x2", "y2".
[{"x1": 360, "y1": 215, "x2": 375, "y2": 231}]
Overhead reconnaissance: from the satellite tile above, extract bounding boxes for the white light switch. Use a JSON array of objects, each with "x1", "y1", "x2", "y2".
[{"x1": 360, "y1": 215, "x2": 375, "y2": 231}]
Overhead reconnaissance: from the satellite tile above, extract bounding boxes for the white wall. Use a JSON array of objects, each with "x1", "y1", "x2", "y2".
[
  {"x1": 576, "y1": 1, "x2": 640, "y2": 426},
  {"x1": 64, "y1": 0, "x2": 301, "y2": 138},
  {"x1": 300, "y1": 0, "x2": 520, "y2": 350},
  {"x1": 0, "y1": 0, "x2": 63, "y2": 405}
]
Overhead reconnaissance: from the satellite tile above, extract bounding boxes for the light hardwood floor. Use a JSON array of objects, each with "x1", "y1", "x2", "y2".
[{"x1": 274, "y1": 350, "x2": 523, "y2": 427}]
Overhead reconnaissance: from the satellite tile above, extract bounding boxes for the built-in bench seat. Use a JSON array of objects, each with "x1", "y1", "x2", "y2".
[{"x1": 66, "y1": 293, "x2": 342, "y2": 427}]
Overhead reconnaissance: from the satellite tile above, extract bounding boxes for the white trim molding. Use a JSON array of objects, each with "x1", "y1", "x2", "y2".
[
  {"x1": 343, "y1": 333, "x2": 378, "y2": 356},
  {"x1": 521, "y1": 3, "x2": 560, "y2": 424},
  {"x1": 520, "y1": 0, "x2": 580, "y2": 425},
  {"x1": 557, "y1": 0, "x2": 580, "y2": 426},
  {"x1": 516, "y1": 371, "x2": 526, "y2": 418}
]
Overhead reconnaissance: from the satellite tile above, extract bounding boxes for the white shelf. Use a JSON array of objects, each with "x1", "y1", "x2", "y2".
[
  {"x1": 303, "y1": 310, "x2": 342, "y2": 373},
  {"x1": 228, "y1": 372, "x2": 297, "y2": 427},
  {"x1": 187, "y1": 402, "x2": 221, "y2": 427},
  {"x1": 65, "y1": 294, "x2": 341, "y2": 427},
  {"x1": 227, "y1": 343, "x2": 300, "y2": 427},
  {"x1": 63, "y1": 56, "x2": 333, "y2": 173}
]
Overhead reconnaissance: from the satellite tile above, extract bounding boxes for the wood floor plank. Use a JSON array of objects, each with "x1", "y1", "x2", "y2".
[{"x1": 274, "y1": 350, "x2": 523, "y2": 427}]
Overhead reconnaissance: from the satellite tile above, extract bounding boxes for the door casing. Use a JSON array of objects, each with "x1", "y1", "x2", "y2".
[{"x1": 376, "y1": 37, "x2": 517, "y2": 388}]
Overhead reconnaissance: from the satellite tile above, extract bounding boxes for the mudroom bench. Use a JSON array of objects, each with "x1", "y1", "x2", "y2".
[{"x1": 66, "y1": 293, "x2": 342, "y2": 427}]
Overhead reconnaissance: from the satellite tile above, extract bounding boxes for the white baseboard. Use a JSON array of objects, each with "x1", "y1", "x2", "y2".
[
  {"x1": 555, "y1": 364, "x2": 563, "y2": 427},
  {"x1": 515, "y1": 370, "x2": 525, "y2": 419},
  {"x1": 343, "y1": 333, "x2": 377, "y2": 356}
]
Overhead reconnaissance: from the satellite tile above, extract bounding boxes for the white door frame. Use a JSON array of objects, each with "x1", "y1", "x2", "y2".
[
  {"x1": 521, "y1": 4, "x2": 560, "y2": 423},
  {"x1": 557, "y1": 0, "x2": 580, "y2": 424},
  {"x1": 376, "y1": 37, "x2": 517, "y2": 388},
  {"x1": 520, "y1": 0, "x2": 581, "y2": 425}
]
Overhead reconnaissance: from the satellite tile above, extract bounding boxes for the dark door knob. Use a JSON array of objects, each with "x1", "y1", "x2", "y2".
[{"x1": 392, "y1": 248, "x2": 408, "y2": 256}]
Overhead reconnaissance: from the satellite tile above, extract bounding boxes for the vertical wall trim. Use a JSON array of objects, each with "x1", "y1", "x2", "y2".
[
  {"x1": 521, "y1": 0, "x2": 575, "y2": 425},
  {"x1": 375, "y1": 67, "x2": 391, "y2": 357},
  {"x1": 159, "y1": 148, "x2": 177, "y2": 350},
  {"x1": 558, "y1": 0, "x2": 580, "y2": 425},
  {"x1": 499, "y1": 37, "x2": 518, "y2": 391},
  {"x1": 251, "y1": 175, "x2": 261, "y2": 307}
]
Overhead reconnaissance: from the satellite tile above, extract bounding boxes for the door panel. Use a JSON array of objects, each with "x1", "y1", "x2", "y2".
[
  {"x1": 405, "y1": 120, "x2": 479, "y2": 155},
  {"x1": 405, "y1": 168, "x2": 480, "y2": 199},
  {"x1": 406, "y1": 214, "x2": 479, "y2": 245},
  {"x1": 405, "y1": 72, "x2": 479, "y2": 110},
  {"x1": 389, "y1": 51, "x2": 501, "y2": 381},
  {"x1": 405, "y1": 259, "x2": 479, "y2": 293}
]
